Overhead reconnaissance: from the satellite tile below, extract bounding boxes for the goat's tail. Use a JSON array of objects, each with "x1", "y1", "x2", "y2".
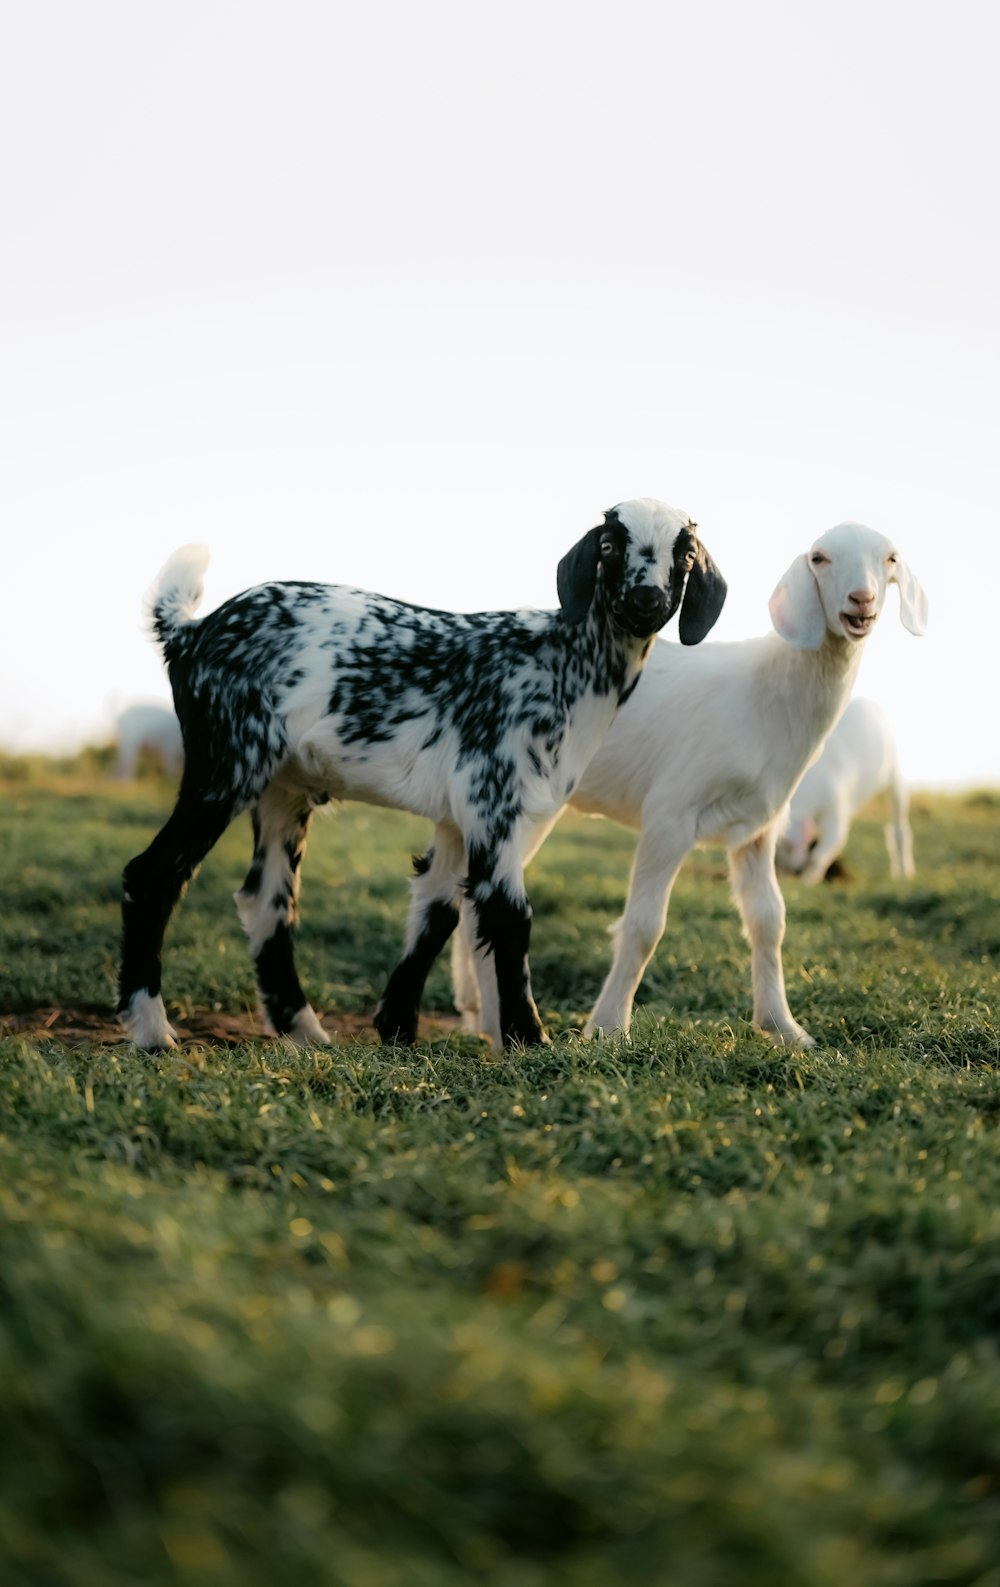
[{"x1": 145, "y1": 544, "x2": 210, "y2": 656}]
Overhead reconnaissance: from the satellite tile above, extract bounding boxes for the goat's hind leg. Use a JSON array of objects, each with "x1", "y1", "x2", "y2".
[
  {"x1": 730, "y1": 830, "x2": 814, "y2": 1047},
  {"x1": 374, "y1": 822, "x2": 465, "y2": 1045},
  {"x1": 118, "y1": 778, "x2": 238, "y2": 1049},
  {"x1": 235, "y1": 782, "x2": 328, "y2": 1045}
]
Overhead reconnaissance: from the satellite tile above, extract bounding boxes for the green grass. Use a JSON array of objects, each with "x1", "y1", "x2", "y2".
[{"x1": 1, "y1": 765, "x2": 998, "y2": 1586}]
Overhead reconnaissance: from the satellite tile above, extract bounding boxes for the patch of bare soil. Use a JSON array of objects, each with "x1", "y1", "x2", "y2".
[{"x1": 0, "y1": 1006, "x2": 466, "y2": 1048}]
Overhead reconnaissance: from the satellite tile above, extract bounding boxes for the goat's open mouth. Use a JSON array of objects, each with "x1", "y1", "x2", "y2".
[
  {"x1": 840, "y1": 611, "x2": 877, "y2": 639},
  {"x1": 614, "y1": 602, "x2": 671, "y2": 638},
  {"x1": 620, "y1": 615, "x2": 668, "y2": 638}
]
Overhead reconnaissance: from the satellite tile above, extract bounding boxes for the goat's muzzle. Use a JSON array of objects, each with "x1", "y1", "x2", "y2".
[
  {"x1": 615, "y1": 585, "x2": 671, "y2": 638},
  {"x1": 839, "y1": 609, "x2": 878, "y2": 640}
]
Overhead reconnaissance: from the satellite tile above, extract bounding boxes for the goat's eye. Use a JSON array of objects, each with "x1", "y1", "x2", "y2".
[
  {"x1": 600, "y1": 540, "x2": 615, "y2": 557},
  {"x1": 810, "y1": 553, "x2": 829, "y2": 567},
  {"x1": 887, "y1": 553, "x2": 898, "y2": 564}
]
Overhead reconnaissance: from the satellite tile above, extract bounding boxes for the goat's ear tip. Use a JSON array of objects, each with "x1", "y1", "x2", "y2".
[{"x1": 895, "y1": 573, "x2": 929, "y2": 637}]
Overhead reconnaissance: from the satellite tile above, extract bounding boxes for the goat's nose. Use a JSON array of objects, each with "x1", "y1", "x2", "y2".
[
  {"x1": 628, "y1": 586, "x2": 664, "y2": 614},
  {"x1": 847, "y1": 587, "x2": 876, "y2": 609}
]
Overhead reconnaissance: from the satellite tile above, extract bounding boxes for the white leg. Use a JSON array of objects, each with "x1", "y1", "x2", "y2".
[
  {"x1": 886, "y1": 775, "x2": 915, "y2": 878},
  {"x1": 584, "y1": 819, "x2": 691, "y2": 1037},
  {"x1": 451, "y1": 898, "x2": 487, "y2": 1034},
  {"x1": 476, "y1": 932, "x2": 503, "y2": 1047},
  {"x1": 451, "y1": 896, "x2": 503, "y2": 1047},
  {"x1": 798, "y1": 808, "x2": 849, "y2": 885},
  {"x1": 729, "y1": 830, "x2": 814, "y2": 1047}
]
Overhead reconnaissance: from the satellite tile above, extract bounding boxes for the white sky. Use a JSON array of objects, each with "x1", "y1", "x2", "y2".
[{"x1": 2, "y1": 0, "x2": 997, "y2": 787}]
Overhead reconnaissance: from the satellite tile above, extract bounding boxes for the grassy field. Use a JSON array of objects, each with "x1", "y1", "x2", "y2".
[{"x1": 1, "y1": 761, "x2": 998, "y2": 1586}]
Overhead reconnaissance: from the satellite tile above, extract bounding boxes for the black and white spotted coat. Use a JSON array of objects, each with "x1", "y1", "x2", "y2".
[{"x1": 118, "y1": 498, "x2": 727, "y2": 1050}]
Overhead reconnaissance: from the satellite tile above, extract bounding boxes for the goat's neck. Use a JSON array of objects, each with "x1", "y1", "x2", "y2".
[
  {"x1": 777, "y1": 631, "x2": 865, "y2": 759},
  {"x1": 558, "y1": 585, "x2": 645, "y2": 704}
]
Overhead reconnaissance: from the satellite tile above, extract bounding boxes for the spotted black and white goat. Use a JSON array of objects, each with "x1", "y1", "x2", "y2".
[
  {"x1": 453, "y1": 523, "x2": 927, "y2": 1048},
  {"x1": 117, "y1": 499, "x2": 727, "y2": 1051}
]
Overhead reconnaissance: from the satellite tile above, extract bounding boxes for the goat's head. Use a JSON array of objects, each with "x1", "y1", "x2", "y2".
[
  {"x1": 769, "y1": 523, "x2": 928, "y2": 650},
  {"x1": 557, "y1": 498, "x2": 727, "y2": 644},
  {"x1": 776, "y1": 815, "x2": 820, "y2": 874}
]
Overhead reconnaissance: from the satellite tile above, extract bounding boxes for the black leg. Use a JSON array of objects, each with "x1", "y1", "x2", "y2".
[
  {"x1": 373, "y1": 823, "x2": 466, "y2": 1046},
  {"x1": 374, "y1": 898, "x2": 460, "y2": 1044},
  {"x1": 473, "y1": 886, "x2": 546, "y2": 1048},
  {"x1": 233, "y1": 790, "x2": 328, "y2": 1044},
  {"x1": 118, "y1": 786, "x2": 235, "y2": 1047}
]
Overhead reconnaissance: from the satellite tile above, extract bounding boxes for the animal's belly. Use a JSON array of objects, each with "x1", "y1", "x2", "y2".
[{"x1": 290, "y1": 720, "x2": 469, "y2": 824}]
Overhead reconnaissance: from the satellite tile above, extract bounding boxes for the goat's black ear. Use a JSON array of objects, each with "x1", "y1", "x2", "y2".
[
  {"x1": 557, "y1": 526, "x2": 602, "y2": 625},
  {"x1": 679, "y1": 540, "x2": 727, "y2": 645}
]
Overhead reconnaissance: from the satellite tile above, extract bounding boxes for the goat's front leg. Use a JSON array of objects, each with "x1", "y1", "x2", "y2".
[
  {"x1": 729, "y1": 830, "x2": 815, "y2": 1047},
  {"x1": 453, "y1": 812, "x2": 559, "y2": 1048},
  {"x1": 798, "y1": 805, "x2": 849, "y2": 885},
  {"x1": 465, "y1": 841, "x2": 547, "y2": 1050},
  {"x1": 585, "y1": 819, "x2": 690, "y2": 1037},
  {"x1": 451, "y1": 897, "x2": 496, "y2": 1042},
  {"x1": 373, "y1": 822, "x2": 465, "y2": 1045},
  {"x1": 886, "y1": 777, "x2": 915, "y2": 879},
  {"x1": 234, "y1": 781, "x2": 329, "y2": 1045}
]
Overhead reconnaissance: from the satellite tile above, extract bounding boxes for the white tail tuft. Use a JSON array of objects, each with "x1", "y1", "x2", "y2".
[{"x1": 146, "y1": 544, "x2": 211, "y2": 651}]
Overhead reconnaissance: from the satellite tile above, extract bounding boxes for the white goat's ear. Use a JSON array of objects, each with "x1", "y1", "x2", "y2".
[
  {"x1": 892, "y1": 559, "x2": 928, "y2": 636},
  {"x1": 768, "y1": 554, "x2": 826, "y2": 649}
]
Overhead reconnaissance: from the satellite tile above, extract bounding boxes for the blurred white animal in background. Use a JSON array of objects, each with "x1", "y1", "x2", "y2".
[
  {"x1": 776, "y1": 697, "x2": 914, "y2": 884},
  {"x1": 114, "y1": 702, "x2": 183, "y2": 780}
]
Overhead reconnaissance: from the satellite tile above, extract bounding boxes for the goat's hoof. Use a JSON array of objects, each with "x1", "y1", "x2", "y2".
[
  {"x1": 286, "y1": 1006, "x2": 331, "y2": 1047},
  {"x1": 133, "y1": 1031, "x2": 178, "y2": 1052},
  {"x1": 761, "y1": 1023, "x2": 815, "y2": 1049},
  {"x1": 582, "y1": 1012, "x2": 629, "y2": 1040},
  {"x1": 119, "y1": 990, "x2": 178, "y2": 1051},
  {"x1": 501, "y1": 1020, "x2": 549, "y2": 1050},
  {"x1": 372, "y1": 1001, "x2": 418, "y2": 1046}
]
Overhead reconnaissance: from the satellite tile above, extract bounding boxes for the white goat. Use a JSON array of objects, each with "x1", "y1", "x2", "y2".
[
  {"x1": 115, "y1": 703, "x2": 183, "y2": 779},
  {"x1": 453, "y1": 522, "x2": 927, "y2": 1049},
  {"x1": 776, "y1": 697, "x2": 914, "y2": 883}
]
